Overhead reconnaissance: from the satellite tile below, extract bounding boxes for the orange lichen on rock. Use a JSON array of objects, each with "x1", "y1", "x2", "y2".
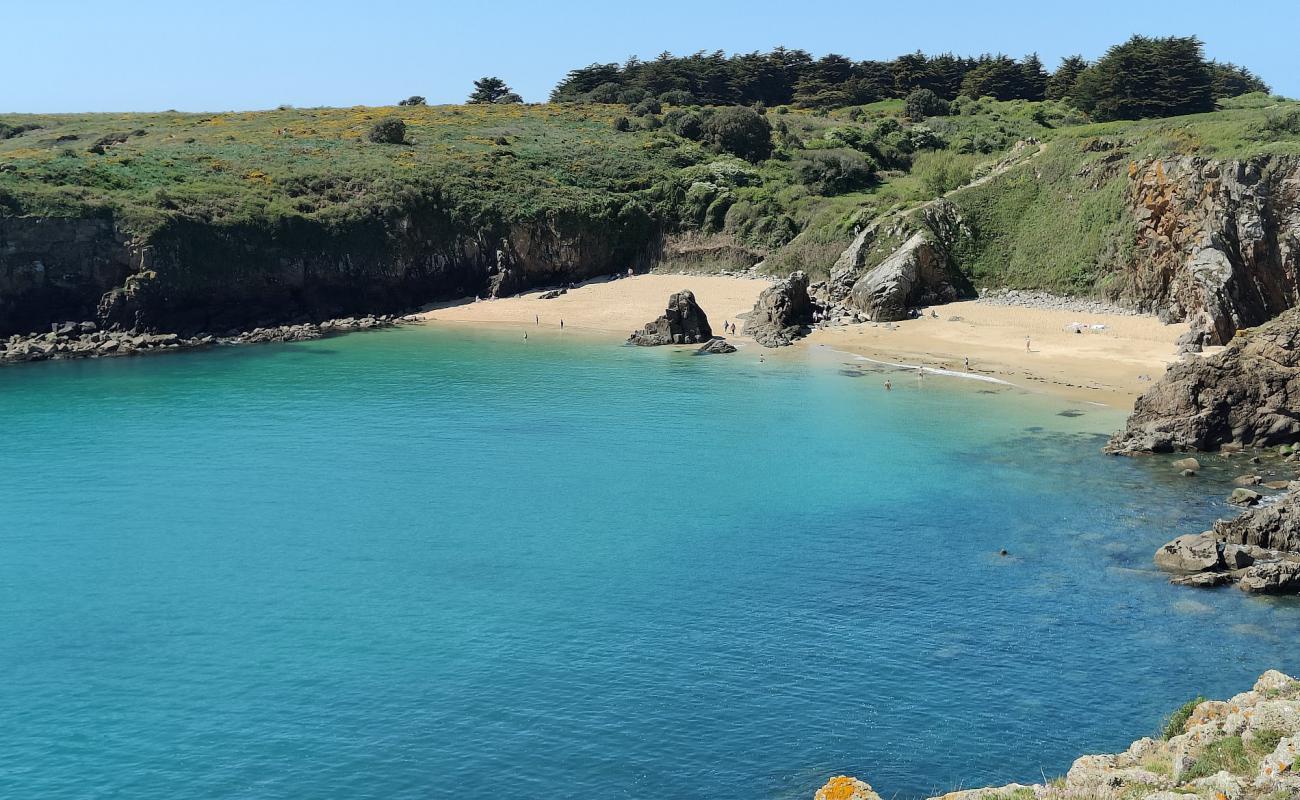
[{"x1": 814, "y1": 775, "x2": 881, "y2": 800}]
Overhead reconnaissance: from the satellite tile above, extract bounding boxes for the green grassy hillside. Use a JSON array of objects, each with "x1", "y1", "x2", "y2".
[{"x1": 2, "y1": 93, "x2": 1298, "y2": 288}]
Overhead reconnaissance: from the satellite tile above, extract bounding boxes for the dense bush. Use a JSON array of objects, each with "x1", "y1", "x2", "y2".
[
  {"x1": 792, "y1": 150, "x2": 876, "y2": 194},
  {"x1": 913, "y1": 150, "x2": 979, "y2": 196},
  {"x1": 904, "y1": 88, "x2": 950, "y2": 121},
  {"x1": 367, "y1": 117, "x2": 407, "y2": 144},
  {"x1": 398, "y1": 96, "x2": 426, "y2": 106},
  {"x1": 658, "y1": 89, "x2": 696, "y2": 106},
  {"x1": 665, "y1": 109, "x2": 704, "y2": 140},
  {"x1": 611, "y1": 116, "x2": 631, "y2": 132},
  {"x1": 1261, "y1": 107, "x2": 1300, "y2": 135},
  {"x1": 631, "y1": 98, "x2": 662, "y2": 116},
  {"x1": 701, "y1": 107, "x2": 773, "y2": 162}
]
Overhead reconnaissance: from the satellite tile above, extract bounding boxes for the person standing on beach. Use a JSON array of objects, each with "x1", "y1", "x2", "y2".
[
  {"x1": 964, "y1": 356, "x2": 970, "y2": 371},
  {"x1": 535, "y1": 314, "x2": 539, "y2": 326},
  {"x1": 1025, "y1": 336, "x2": 1031, "y2": 352},
  {"x1": 560, "y1": 319, "x2": 564, "y2": 329}
]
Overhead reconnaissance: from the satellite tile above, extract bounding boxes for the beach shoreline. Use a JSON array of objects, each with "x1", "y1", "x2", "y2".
[{"x1": 417, "y1": 274, "x2": 1190, "y2": 408}]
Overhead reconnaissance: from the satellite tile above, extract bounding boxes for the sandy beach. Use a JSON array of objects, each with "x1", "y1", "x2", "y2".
[{"x1": 418, "y1": 275, "x2": 1189, "y2": 408}]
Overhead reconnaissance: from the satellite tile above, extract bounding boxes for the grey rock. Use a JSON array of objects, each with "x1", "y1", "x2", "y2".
[
  {"x1": 744, "y1": 271, "x2": 813, "y2": 347},
  {"x1": 696, "y1": 337, "x2": 737, "y2": 354},
  {"x1": 1155, "y1": 532, "x2": 1223, "y2": 573},
  {"x1": 628, "y1": 290, "x2": 712, "y2": 346}
]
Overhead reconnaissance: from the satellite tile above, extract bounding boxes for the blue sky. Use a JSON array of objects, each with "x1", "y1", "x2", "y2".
[{"x1": 4, "y1": 0, "x2": 1294, "y2": 112}]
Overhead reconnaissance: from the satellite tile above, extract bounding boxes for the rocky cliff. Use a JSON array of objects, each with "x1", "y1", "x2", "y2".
[
  {"x1": 1106, "y1": 307, "x2": 1300, "y2": 453},
  {"x1": 0, "y1": 209, "x2": 652, "y2": 337},
  {"x1": 825, "y1": 147, "x2": 1300, "y2": 337},
  {"x1": 1118, "y1": 156, "x2": 1300, "y2": 345},
  {"x1": 816, "y1": 670, "x2": 1300, "y2": 800}
]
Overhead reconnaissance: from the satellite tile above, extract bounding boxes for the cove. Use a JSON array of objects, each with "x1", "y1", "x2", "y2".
[{"x1": 1, "y1": 325, "x2": 1297, "y2": 799}]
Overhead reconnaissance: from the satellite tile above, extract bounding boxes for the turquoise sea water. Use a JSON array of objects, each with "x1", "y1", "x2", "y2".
[{"x1": 2, "y1": 324, "x2": 1298, "y2": 800}]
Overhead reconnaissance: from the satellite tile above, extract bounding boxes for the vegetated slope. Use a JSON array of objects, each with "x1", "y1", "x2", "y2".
[
  {"x1": 826, "y1": 94, "x2": 1300, "y2": 339},
  {"x1": 1, "y1": 94, "x2": 1298, "y2": 336}
]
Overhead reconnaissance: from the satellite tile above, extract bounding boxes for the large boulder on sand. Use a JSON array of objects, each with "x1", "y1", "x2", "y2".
[
  {"x1": 628, "y1": 290, "x2": 712, "y2": 346},
  {"x1": 1106, "y1": 307, "x2": 1300, "y2": 454},
  {"x1": 745, "y1": 271, "x2": 814, "y2": 347}
]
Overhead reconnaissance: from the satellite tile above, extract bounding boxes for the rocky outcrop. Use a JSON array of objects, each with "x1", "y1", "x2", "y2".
[
  {"x1": 821, "y1": 671, "x2": 1300, "y2": 800},
  {"x1": 1117, "y1": 156, "x2": 1300, "y2": 344},
  {"x1": 813, "y1": 776, "x2": 880, "y2": 800},
  {"x1": 745, "y1": 270, "x2": 814, "y2": 346},
  {"x1": 829, "y1": 201, "x2": 972, "y2": 322},
  {"x1": 0, "y1": 314, "x2": 408, "y2": 365},
  {"x1": 0, "y1": 210, "x2": 652, "y2": 338},
  {"x1": 1106, "y1": 307, "x2": 1300, "y2": 453},
  {"x1": 1154, "y1": 488, "x2": 1300, "y2": 593},
  {"x1": 628, "y1": 290, "x2": 712, "y2": 345},
  {"x1": 696, "y1": 337, "x2": 736, "y2": 354}
]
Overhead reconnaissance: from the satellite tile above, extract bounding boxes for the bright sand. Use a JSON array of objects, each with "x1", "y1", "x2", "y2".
[{"x1": 419, "y1": 275, "x2": 1190, "y2": 408}]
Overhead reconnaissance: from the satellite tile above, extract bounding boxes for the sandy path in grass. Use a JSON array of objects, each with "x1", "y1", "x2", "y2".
[{"x1": 417, "y1": 276, "x2": 1189, "y2": 408}]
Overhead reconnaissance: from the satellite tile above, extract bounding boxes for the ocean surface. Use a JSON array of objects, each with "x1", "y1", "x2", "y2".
[{"x1": 2, "y1": 324, "x2": 1298, "y2": 800}]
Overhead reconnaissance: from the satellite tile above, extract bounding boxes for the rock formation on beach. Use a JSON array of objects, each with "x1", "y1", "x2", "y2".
[
  {"x1": 627, "y1": 290, "x2": 712, "y2": 345},
  {"x1": 744, "y1": 270, "x2": 815, "y2": 346},
  {"x1": 1105, "y1": 307, "x2": 1300, "y2": 454},
  {"x1": 817, "y1": 670, "x2": 1300, "y2": 800},
  {"x1": 828, "y1": 202, "x2": 972, "y2": 322},
  {"x1": 696, "y1": 337, "x2": 736, "y2": 354}
]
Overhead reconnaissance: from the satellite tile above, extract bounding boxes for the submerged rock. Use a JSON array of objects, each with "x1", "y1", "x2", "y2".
[
  {"x1": 628, "y1": 290, "x2": 712, "y2": 346},
  {"x1": 744, "y1": 271, "x2": 814, "y2": 347}
]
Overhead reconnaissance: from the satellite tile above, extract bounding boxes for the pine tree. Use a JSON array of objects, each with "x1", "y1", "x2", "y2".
[
  {"x1": 468, "y1": 77, "x2": 522, "y2": 104},
  {"x1": 1046, "y1": 55, "x2": 1088, "y2": 102}
]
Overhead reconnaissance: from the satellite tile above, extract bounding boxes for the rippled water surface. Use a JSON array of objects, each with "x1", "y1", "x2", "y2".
[{"x1": 2, "y1": 325, "x2": 1297, "y2": 799}]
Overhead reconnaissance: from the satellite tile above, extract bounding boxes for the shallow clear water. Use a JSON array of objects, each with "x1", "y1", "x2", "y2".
[{"x1": 1, "y1": 325, "x2": 1297, "y2": 800}]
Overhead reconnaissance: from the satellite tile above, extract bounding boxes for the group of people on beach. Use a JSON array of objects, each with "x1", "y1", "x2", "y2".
[{"x1": 722, "y1": 320, "x2": 737, "y2": 335}]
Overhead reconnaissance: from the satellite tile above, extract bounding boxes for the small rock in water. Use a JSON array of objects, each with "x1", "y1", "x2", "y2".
[
  {"x1": 1229, "y1": 487, "x2": 1263, "y2": 505},
  {"x1": 1172, "y1": 457, "x2": 1201, "y2": 472}
]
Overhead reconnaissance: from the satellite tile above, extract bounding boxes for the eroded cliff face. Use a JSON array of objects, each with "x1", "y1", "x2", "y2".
[
  {"x1": 0, "y1": 209, "x2": 651, "y2": 337},
  {"x1": 824, "y1": 148, "x2": 1300, "y2": 337},
  {"x1": 1117, "y1": 156, "x2": 1300, "y2": 344}
]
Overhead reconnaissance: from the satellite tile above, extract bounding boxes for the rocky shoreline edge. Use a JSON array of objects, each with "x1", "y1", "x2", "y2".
[
  {"x1": 0, "y1": 313, "x2": 418, "y2": 365},
  {"x1": 817, "y1": 670, "x2": 1300, "y2": 800}
]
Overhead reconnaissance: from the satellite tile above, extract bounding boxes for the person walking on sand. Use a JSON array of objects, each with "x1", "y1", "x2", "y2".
[
  {"x1": 560, "y1": 319, "x2": 564, "y2": 329},
  {"x1": 964, "y1": 356, "x2": 970, "y2": 371},
  {"x1": 535, "y1": 314, "x2": 539, "y2": 326},
  {"x1": 1025, "y1": 335, "x2": 1031, "y2": 353}
]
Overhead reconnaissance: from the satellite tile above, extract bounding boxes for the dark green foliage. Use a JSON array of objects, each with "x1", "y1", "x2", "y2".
[
  {"x1": 1073, "y1": 36, "x2": 1213, "y2": 121},
  {"x1": 904, "y1": 88, "x2": 950, "y2": 121},
  {"x1": 1019, "y1": 54, "x2": 1048, "y2": 101},
  {"x1": 550, "y1": 42, "x2": 1269, "y2": 115},
  {"x1": 611, "y1": 116, "x2": 631, "y2": 132},
  {"x1": 468, "y1": 77, "x2": 523, "y2": 105},
  {"x1": 1046, "y1": 55, "x2": 1088, "y2": 102},
  {"x1": 1262, "y1": 107, "x2": 1300, "y2": 135},
  {"x1": 367, "y1": 117, "x2": 407, "y2": 144},
  {"x1": 0, "y1": 122, "x2": 41, "y2": 139},
  {"x1": 961, "y1": 55, "x2": 1032, "y2": 101},
  {"x1": 701, "y1": 107, "x2": 772, "y2": 161},
  {"x1": 398, "y1": 96, "x2": 426, "y2": 106},
  {"x1": 659, "y1": 89, "x2": 696, "y2": 106},
  {"x1": 631, "y1": 98, "x2": 662, "y2": 117},
  {"x1": 1162, "y1": 696, "x2": 1206, "y2": 740},
  {"x1": 664, "y1": 109, "x2": 704, "y2": 139},
  {"x1": 792, "y1": 149, "x2": 876, "y2": 194},
  {"x1": 1209, "y1": 61, "x2": 1270, "y2": 99}
]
